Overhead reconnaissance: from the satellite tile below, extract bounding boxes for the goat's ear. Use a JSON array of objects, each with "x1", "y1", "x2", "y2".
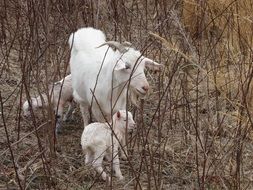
[
  {"x1": 117, "y1": 111, "x2": 121, "y2": 118},
  {"x1": 114, "y1": 60, "x2": 126, "y2": 71},
  {"x1": 142, "y1": 57, "x2": 164, "y2": 72}
]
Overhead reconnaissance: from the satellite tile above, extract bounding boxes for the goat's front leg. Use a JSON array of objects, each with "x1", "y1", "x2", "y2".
[
  {"x1": 112, "y1": 145, "x2": 124, "y2": 180},
  {"x1": 93, "y1": 150, "x2": 110, "y2": 182},
  {"x1": 120, "y1": 135, "x2": 128, "y2": 160}
]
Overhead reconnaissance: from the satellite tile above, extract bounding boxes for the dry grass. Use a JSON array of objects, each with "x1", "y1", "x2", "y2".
[
  {"x1": 182, "y1": 0, "x2": 253, "y2": 52},
  {"x1": 1, "y1": 0, "x2": 253, "y2": 189}
]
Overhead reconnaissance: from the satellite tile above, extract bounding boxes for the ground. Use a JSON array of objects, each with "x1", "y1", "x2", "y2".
[{"x1": 1, "y1": 0, "x2": 253, "y2": 189}]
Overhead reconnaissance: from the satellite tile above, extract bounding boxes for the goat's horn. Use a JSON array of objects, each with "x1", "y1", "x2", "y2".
[
  {"x1": 97, "y1": 41, "x2": 127, "y2": 53},
  {"x1": 122, "y1": 41, "x2": 132, "y2": 47}
]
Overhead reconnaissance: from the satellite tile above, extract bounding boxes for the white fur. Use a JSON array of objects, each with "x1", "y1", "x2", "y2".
[
  {"x1": 81, "y1": 110, "x2": 136, "y2": 181},
  {"x1": 22, "y1": 74, "x2": 75, "y2": 133},
  {"x1": 69, "y1": 27, "x2": 163, "y2": 125}
]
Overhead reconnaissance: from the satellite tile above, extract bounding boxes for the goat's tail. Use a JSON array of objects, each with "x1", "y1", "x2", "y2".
[{"x1": 68, "y1": 27, "x2": 106, "y2": 52}]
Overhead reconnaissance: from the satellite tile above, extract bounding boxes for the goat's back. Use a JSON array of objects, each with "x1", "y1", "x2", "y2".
[
  {"x1": 69, "y1": 27, "x2": 106, "y2": 53},
  {"x1": 52, "y1": 77, "x2": 73, "y2": 104},
  {"x1": 81, "y1": 123, "x2": 111, "y2": 148}
]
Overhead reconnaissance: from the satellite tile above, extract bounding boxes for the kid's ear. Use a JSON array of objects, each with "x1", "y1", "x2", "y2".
[{"x1": 117, "y1": 111, "x2": 121, "y2": 118}]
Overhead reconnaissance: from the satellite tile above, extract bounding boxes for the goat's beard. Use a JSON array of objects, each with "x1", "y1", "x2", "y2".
[
  {"x1": 132, "y1": 87, "x2": 147, "y2": 98},
  {"x1": 129, "y1": 89, "x2": 142, "y2": 108}
]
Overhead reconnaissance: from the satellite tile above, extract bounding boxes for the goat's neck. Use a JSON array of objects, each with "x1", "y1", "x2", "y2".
[
  {"x1": 103, "y1": 60, "x2": 128, "y2": 110},
  {"x1": 115, "y1": 130, "x2": 124, "y2": 143},
  {"x1": 111, "y1": 119, "x2": 125, "y2": 141},
  {"x1": 112, "y1": 79, "x2": 127, "y2": 100}
]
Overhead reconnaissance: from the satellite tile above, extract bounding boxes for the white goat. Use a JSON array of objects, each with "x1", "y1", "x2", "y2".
[
  {"x1": 81, "y1": 110, "x2": 136, "y2": 181},
  {"x1": 69, "y1": 27, "x2": 163, "y2": 125},
  {"x1": 22, "y1": 74, "x2": 75, "y2": 133}
]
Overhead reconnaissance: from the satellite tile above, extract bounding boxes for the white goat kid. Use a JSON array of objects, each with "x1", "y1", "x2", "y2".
[
  {"x1": 22, "y1": 74, "x2": 75, "y2": 133},
  {"x1": 69, "y1": 27, "x2": 163, "y2": 126},
  {"x1": 81, "y1": 110, "x2": 136, "y2": 181}
]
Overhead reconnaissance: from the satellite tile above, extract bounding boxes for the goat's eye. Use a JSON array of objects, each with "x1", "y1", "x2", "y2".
[
  {"x1": 124, "y1": 119, "x2": 127, "y2": 121},
  {"x1": 125, "y1": 63, "x2": 131, "y2": 70}
]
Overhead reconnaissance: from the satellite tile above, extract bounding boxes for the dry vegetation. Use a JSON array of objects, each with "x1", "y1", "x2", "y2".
[{"x1": 1, "y1": 0, "x2": 253, "y2": 189}]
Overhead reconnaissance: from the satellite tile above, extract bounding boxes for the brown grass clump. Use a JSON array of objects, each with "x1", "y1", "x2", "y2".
[{"x1": 182, "y1": 0, "x2": 253, "y2": 53}]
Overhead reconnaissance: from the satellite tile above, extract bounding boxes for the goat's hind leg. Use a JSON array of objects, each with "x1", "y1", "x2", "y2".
[
  {"x1": 85, "y1": 150, "x2": 94, "y2": 165},
  {"x1": 80, "y1": 104, "x2": 90, "y2": 126},
  {"x1": 92, "y1": 150, "x2": 109, "y2": 181},
  {"x1": 55, "y1": 102, "x2": 64, "y2": 134},
  {"x1": 63, "y1": 101, "x2": 76, "y2": 122},
  {"x1": 73, "y1": 90, "x2": 90, "y2": 126},
  {"x1": 107, "y1": 146, "x2": 124, "y2": 180},
  {"x1": 112, "y1": 146, "x2": 124, "y2": 180}
]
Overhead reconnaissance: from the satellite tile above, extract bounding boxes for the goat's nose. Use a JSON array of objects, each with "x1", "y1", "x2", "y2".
[{"x1": 142, "y1": 85, "x2": 149, "y2": 92}]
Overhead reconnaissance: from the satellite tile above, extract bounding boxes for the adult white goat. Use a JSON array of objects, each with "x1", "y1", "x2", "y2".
[
  {"x1": 22, "y1": 74, "x2": 75, "y2": 133},
  {"x1": 69, "y1": 27, "x2": 163, "y2": 125},
  {"x1": 81, "y1": 110, "x2": 136, "y2": 181}
]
